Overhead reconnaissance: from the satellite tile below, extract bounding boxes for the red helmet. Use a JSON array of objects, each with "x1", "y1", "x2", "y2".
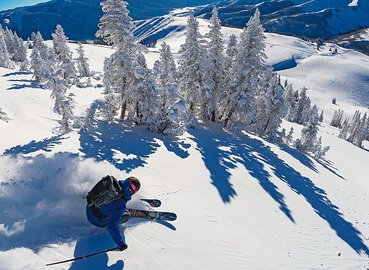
[{"x1": 128, "y1": 176, "x2": 140, "y2": 195}]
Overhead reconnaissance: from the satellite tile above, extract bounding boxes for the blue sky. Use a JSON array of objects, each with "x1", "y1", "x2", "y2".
[{"x1": 0, "y1": 0, "x2": 47, "y2": 11}]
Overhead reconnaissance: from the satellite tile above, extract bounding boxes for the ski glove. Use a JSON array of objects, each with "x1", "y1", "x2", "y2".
[{"x1": 119, "y1": 243, "x2": 128, "y2": 251}]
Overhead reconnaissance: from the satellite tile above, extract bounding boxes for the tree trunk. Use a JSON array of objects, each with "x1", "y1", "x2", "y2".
[
  {"x1": 120, "y1": 102, "x2": 127, "y2": 120},
  {"x1": 120, "y1": 81, "x2": 127, "y2": 120},
  {"x1": 224, "y1": 108, "x2": 234, "y2": 128},
  {"x1": 211, "y1": 110, "x2": 216, "y2": 122}
]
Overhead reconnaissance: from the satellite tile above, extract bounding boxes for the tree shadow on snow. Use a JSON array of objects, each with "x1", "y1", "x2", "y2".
[
  {"x1": 79, "y1": 121, "x2": 189, "y2": 173},
  {"x1": 189, "y1": 125, "x2": 369, "y2": 255},
  {"x1": 68, "y1": 234, "x2": 125, "y2": 270},
  {"x1": 188, "y1": 125, "x2": 293, "y2": 221},
  {"x1": 3, "y1": 135, "x2": 63, "y2": 156},
  {"x1": 3, "y1": 71, "x2": 33, "y2": 77},
  {"x1": 6, "y1": 79, "x2": 43, "y2": 90}
]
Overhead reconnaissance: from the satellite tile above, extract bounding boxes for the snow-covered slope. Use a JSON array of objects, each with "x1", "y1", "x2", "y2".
[{"x1": 1, "y1": 11, "x2": 369, "y2": 270}]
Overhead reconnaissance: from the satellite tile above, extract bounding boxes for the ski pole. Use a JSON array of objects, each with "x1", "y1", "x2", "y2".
[{"x1": 46, "y1": 246, "x2": 121, "y2": 266}]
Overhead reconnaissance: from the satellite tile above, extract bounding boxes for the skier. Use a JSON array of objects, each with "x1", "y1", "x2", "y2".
[{"x1": 86, "y1": 176, "x2": 141, "y2": 251}]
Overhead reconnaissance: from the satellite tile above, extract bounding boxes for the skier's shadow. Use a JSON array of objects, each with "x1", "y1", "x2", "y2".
[{"x1": 69, "y1": 234, "x2": 125, "y2": 270}]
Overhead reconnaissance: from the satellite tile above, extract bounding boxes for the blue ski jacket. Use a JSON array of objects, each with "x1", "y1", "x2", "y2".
[{"x1": 86, "y1": 179, "x2": 132, "y2": 247}]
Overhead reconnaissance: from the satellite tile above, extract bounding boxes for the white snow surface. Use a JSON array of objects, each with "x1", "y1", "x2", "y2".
[{"x1": 1, "y1": 11, "x2": 369, "y2": 270}]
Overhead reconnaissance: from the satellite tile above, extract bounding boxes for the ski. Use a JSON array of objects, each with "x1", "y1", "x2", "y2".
[
  {"x1": 141, "y1": 198, "x2": 161, "y2": 207},
  {"x1": 124, "y1": 208, "x2": 177, "y2": 222}
]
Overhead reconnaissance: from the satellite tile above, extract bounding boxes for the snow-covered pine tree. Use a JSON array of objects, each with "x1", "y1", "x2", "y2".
[
  {"x1": 58, "y1": 94, "x2": 75, "y2": 134},
  {"x1": 340, "y1": 111, "x2": 369, "y2": 147},
  {"x1": 220, "y1": 34, "x2": 238, "y2": 119},
  {"x1": 75, "y1": 43, "x2": 91, "y2": 77},
  {"x1": 354, "y1": 113, "x2": 368, "y2": 147},
  {"x1": 178, "y1": 13, "x2": 215, "y2": 121},
  {"x1": 26, "y1": 38, "x2": 31, "y2": 49},
  {"x1": 301, "y1": 95, "x2": 312, "y2": 123},
  {"x1": 338, "y1": 118, "x2": 349, "y2": 140},
  {"x1": 157, "y1": 42, "x2": 188, "y2": 136},
  {"x1": 126, "y1": 52, "x2": 160, "y2": 131},
  {"x1": 347, "y1": 110, "x2": 361, "y2": 144},
  {"x1": 225, "y1": 34, "x2": 238, "y2": 65},
  {"x1": 255, "y1": 68, "x2": 286, "y2": 139},
  {"x1": 314, "y1": 137, "x2": 330, "y2": 159},
  {"x1": 96, "y1": 0, "x2": 135, "y2": 50},
  {"x1": 292, "y1": 87, "x2": 309, "y2": 124},
  {"x1": 6, "y1": 30, "x2": 30, "y2": 71},
  {"x1": 297, "y1": 105, "x2": 319, "y2": 153},
  {"x1": 46, "y1": 50, "x2": 69, "y2": 115},
  {"x1": 31, "y1": 31, "x2": 48, "y2": 60},
  {"x1": 206, "y1": 7, "x2": 225, "y2": 122},
  {"x1": 286, "y1": 127, "x2": 294, "y2": 145},
  {"x1": 52, "y1": 25, "x2": 78, "y2": 85},
  {"x1": 319, "y1": 110, "x2": 324, "y2": 122},
  {"x1": 0, "y1": 26, "x2": 15, "y2": 69},
  {"x1": 18, "y1": 38, "x2": 30, "y2": 71},
  {"x1": 222, "y1": 8, "x2": 266, "y2": 129},
  {"x1": 283, "y1": 83, "x2": 296, "y2": 121},
  {"x1": 330, "y1": 109, "x2": 344, "y2": 128},
  {"x1": 96, "y1": 0, "x2": 138, "y2": 120},
  {"x1": 30, "y1": 47, "x2": 44, "y2": 82}
]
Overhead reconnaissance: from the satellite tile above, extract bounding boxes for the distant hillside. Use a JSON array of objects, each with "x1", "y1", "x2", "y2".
[
  {"x1": 197, "y1": 0, "x2": 369, "y2": 40},
  {"x1": 1, "y1": 0, "x2": 369, "y2": 41},
  {"x1": 0, "y1": 0, "x2": 213, "y2": 40}
]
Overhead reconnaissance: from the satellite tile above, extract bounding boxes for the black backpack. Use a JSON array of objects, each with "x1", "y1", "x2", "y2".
[{"x1": 86, "y1": 175, "x2": 124, "y2": 208}]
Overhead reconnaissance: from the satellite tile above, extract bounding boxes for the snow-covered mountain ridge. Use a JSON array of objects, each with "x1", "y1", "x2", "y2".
[
  {"x1": 0, "y1": 0, "x2": 213, "y2": 40},
  {"x1": 197, "y1": 0, "x2": 369, "y2": 39},
  {"x1": 1, "y1": 0, "x2": 369, "y2": 42},
  {"x1": 1, "y1": 8, "x2": 369, "y2": 269}
]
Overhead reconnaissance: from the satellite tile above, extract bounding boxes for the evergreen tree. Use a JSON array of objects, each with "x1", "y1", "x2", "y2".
[
  {"x1": 96, "y1": 0, "x2": 137, "y2": 120},
  {"x1": 206, "y1": 7, "x2": 225, "y2": 121},
  {"x1": 46, "y1": 50, "x2": 69, "y2": 115},
  {"x1": 96, "y1": 0, "x2": 135, "y2": 51},
  {"x1": 178, "y1": 14, "x2": 214, "y2": 121},
  {"x1": 52, "y1": 25, "x2": 78, "y2": 85},
  {"x1": 292, "y1": 87, "x2": 309, "y2": 124},
  {"x1": 330, "y1": 109, "x2": 344, "y2": 128},
  {"x1": 31, "y1": 31, "x2": 48, "y2": 60},
  {"x1": 30, "y1": 47, "x2": 44, "y2": 82},
  {"x1": 58, "y1": 95, "x2": 75, "y2": 134},
  {"x1": 225, "y1": 34, "x2": 238, "y2": 64},
  {"x1": 286, "y1": 127, "x2": 294, "y2": 145},
  {"x1": 126, "y1": 52, "x2": 160, "y2": 131},
  {"x1": 221, "y1": 34, "x2": 238, "y2": 115},
  {"x1": 298, "y1": 105, "x2": 320, "y2": 153},
  {"x1": 283, "y1": 83, "x2": 296, "y2": 121},
  {"x1": 319, "y1": 110, "x2": 324, "y2": 122},
  {"x1": 0, "y1": 27, "x2": 15, "y2": 69},
  {"x1": 255, "y1": 68, "x2": 286, "y2": 138},
  {"x1": 75, "y1": 43, "x2": 91, "y2": 77},
  {"x1": 157, "y1": 42, "x2": 188, "y2": 136},
  {"x1": 347, "y1": 110, "x2": 361, "y2": 143},
  {"x1": 222, "y1": 9, "x2": 266, "y2": 128},
  {"x1": 354, "y1": 113, "x2": 368, "y2": 147},
  {"x1": 314, "y1": 137, "x2": 330, "y2": 159},
  {"x1": 301, "y1": 96, "x2": 312, "y2": 123}
]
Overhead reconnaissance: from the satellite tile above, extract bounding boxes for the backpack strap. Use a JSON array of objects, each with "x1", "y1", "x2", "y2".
[{"x1": 111, "y1": 175, "x2": 127, "y2": 202}]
